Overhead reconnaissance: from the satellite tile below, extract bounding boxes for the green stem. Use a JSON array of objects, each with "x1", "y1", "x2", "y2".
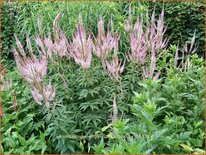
[
  {"x1": 0, "y1": 117, "x2": 2, "y2": 144},
  {"x1": 0, "y1": 117, "x2": 3, "y2": 154},
  {"x1": 56, "y1": 53, "x2": 63, "y2": 72},
  {"x1": 130, "y1": 62, "x2": 136, "y2": 91}
]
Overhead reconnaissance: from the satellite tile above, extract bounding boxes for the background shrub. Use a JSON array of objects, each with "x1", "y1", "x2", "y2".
[{"x1": 2, "y1": 2, "x2": 18, "y2": 62}]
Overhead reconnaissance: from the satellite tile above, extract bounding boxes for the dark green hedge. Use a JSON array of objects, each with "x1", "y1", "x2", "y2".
[{"x1": 1, "y1": 2, "x2": 18, "y2": 61}]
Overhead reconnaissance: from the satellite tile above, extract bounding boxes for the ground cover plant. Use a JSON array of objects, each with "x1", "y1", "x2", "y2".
[{"x1": 0, "y1": 1, "x2": 205, "y2": 154}]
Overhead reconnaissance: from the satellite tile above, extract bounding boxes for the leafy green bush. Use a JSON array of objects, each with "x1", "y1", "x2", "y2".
[{"x1": 93, "y1": 54, "x2": 205, "y2": 154}]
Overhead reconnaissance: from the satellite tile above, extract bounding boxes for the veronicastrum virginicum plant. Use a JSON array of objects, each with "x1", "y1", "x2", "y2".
[
  {"x1": 13, "y1": 7, "x2": 177, "y2": 125},
  {"x1": 125, "y1": 7, "x2": 168, "y2": 80},
  {"x1": 13, "y1": 11, "x2": 122, "y2": 125},
  {"x1": 14, "y1": 33, "x2": 55, "y2": 108},
  {"x1": 174, "y1": 32, "x2": 197, "y2": 71},
  {"x1": 93, "y1": 16, "x2": 126, "y2": 123},
  {"x1": 69, "y1": 15, "x2": 94, "y2": 69}
]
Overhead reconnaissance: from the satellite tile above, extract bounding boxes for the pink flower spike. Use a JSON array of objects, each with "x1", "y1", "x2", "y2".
[
  {"x1": 124, "y1": 19, "x2": 132, "y2": 32},
  {"x1": 39, "y1": 55, "x2": 48, "y2": 76},
  {"x1": 14, "y1": 34, "x2": 26, "y2": 58},
  {"x1": 35, "y1": 35, "x2": 46, "y2": 55},
  {"x1": 44, "y1": 80, "x2": 56, "y2": 102},
  {"x1": 153, "y1": 71, "x2": 161, "y2": 81},
  {"x1": 93, "y1": 16, "x2": 120, "y2": 67},
  {"x1": 31, "y1": 87, "x2": 43, "y2": 106},
  {"x1": 174, "y1": 45, "x2": 179, "y2": 67},
  {"x1": 98, "y1": 16, "x2": 105, "y2": 36},
  {"x1": 105, "y1": 53, "x2": 125, "y2": 81},
  {"x1": 44, "y1": 35, "x2": 54, "y2": 56},
  {"x1": 14, "y1": 35, "x2": 48, "y2": 85},
  {"x1": 30, "y1": 81, "x2": 56, "y2": 108},
  {"x1": 70, "y1": 17, "x2": 93, "y2": 69},
  {"x1": 26, "y1": 33, "x2": 35, "y2": 60},
  {"x1": 120, "y1": 60, "x2": 126, "y2": 74},
  {"x1": 53, "y1": 12, "x2": 62, "y2": 42},
  {"x1": 189, "y1": 31, "x2": 196, "y2": 52}
]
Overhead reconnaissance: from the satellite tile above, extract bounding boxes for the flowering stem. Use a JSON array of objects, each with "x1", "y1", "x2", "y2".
[
  {"x1": 119, "y1": 79, "x2": 123, "y2": 97},
  {"x1": 130, "y1": 62, "x2": 136, "y2": 91},
  {"x1": 0, "y1": 118, "x2": 3, "y2": 154},
  {"x1": 35, "y1": 81, "x2": 47, "y2": 108},
  {"x1": 131, "y1": 62, "x2": 135, "y2": 83},
  {"x1": 83, "y1": 68, "x2": 87, "y2": 79},
  {"x1": 112, "y1": 80, "x2": 119, "y2": 123},
  {"x1": 57, "y1": 53, "x2": 61, "y2": 72}
]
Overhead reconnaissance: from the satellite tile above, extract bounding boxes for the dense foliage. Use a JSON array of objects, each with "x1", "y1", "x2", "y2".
[{"x1": 0, "y1": 2, "x2": 205, "y2": 154}]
